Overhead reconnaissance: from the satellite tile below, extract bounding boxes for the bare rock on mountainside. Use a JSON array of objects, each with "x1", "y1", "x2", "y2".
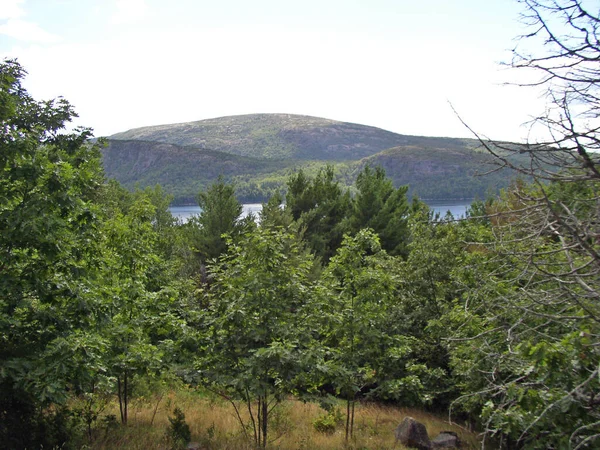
[
  {"x1": 108, "y1": 113, "x2": 480, "y2": 161},
  {"x1": 102, "y1": 113, "x2": 528, "y2": 204}
]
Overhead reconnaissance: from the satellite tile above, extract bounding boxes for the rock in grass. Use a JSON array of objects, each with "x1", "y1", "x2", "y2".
[
  {"x1": 395, "y1": 416, "x2": 432, "y2": 450},
  {"x1": 432, "y1": 431, "x2": 461, "y2": 448}
]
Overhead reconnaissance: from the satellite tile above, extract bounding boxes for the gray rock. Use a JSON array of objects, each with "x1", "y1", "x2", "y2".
[
  {"x1": 432, "y1": 431, "x2": 461, "y2": 448},
  {"x1": 395, "y1": 416, "x2": 432, "y2": 450}
]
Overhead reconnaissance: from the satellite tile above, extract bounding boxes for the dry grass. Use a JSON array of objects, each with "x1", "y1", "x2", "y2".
[{"x1": 87, "y1": 388, "x2": 481, "y2": 449}]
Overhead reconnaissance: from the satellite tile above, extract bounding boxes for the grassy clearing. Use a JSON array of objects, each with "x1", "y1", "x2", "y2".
[{"x1": 85, "y1": 387, "x2": 481, "y2": 449}]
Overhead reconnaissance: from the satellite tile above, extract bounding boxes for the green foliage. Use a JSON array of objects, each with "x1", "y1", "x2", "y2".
[
  {"x1": 321, "y1": 230, "x2": 399, "y2": 439},
  {"x1": 0, "y1": 59, "x2": 107, "y2": 446},
  {"x1": 392, "y1": 201, "x2": 490, "y2": 408},
  {"x1": 285, "y1": 166, "x2": 352, "y2": 261},
  {"x1": 7, "y1": 50, "x2": 599, "y2": 450},
  {"x1": 259, "y1": 191, "x2": 294, "y2": 230},
  {"x1": 102, "y1": 115, "x2": 526, "y2": 205},
  {"x1": 198, "y1": 225, "x2": 321, "y2": 446},
  {"x1": 0, "y1": 60, "x2": 197, "y2": 444},
  {"x1": 190, "y1": 176, "x2": 244, "y2": 263},
  {"x1": 440, "y1": 178, "x2": 600, "y2": 448},
  {"x1": 166, "y1": 407, "x2": 191, "y2": 450},
  {"x1": 350, "y1": 165, "x2": 409, "y2": 257},
  {"x1": 98, "y1": 190, "x2": 195, "y2": 424},
  {"x1": 312, "y1": 407, "x2": 344, "y2": 434}
]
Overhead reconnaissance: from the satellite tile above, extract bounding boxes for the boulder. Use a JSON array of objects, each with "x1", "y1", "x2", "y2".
[
  {"x1": 432, "y1": 431, "x2": 461, "y2": 448},
  {"x1": 395, "y1": 417, "x2": 432, "y2": 450}
]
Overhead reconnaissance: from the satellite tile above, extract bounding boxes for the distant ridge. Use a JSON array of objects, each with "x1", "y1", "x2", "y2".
[
  {"x1": 109, "y1": 113, "x2": 478, "y2": 161},
  {"x1": 103, "y1": 113, "x2": 520, "y2": 204}
]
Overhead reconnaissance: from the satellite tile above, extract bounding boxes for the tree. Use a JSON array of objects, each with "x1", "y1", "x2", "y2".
[
  {"x1": 285, "y1": 166, "x2": 352, "y2": 261},
  {"x1": 350, "y1": 165, "x2": 410, "y2": 257},
  {"x1": 259, "y1": 191, "x2": 294, "y2": 231},
  {"x1": 99, "y1": 198, "x2": 165, "y2": 424},
  {"x1": 192, "y1": 175, "x2": 244, "y2": 263},
  {"x1": 197, "y1": 226, "x2": 321, "y2": 448},
  {"x1": 95, "y1": 185, "x2": 194, "y2": 426},
  {"x1": 451, "y1": 2, "x2": 600, "y2": 447},
  {"x1": 323, "y1": 230, "x2": 399, "y2": 442},
  {"x1": 182, "y1": 176, "x2": 251, "y2": 282},
  {"x1": 0, "y1": 59, "x2": 106, "y2": 447},
  {"x1": 0, "y1": 61, "x2": 194, "y2": 445}
]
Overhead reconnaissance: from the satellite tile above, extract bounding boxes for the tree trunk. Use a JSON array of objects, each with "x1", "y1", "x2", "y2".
[
  {"x1": 261, "y1": 395, "x2": 268, "y2": 448},
  {"x1": 123, "y1": 370, "x2": 128, "y2": 425},
  {"x1": 117, "y1": 376, "x2": 124, "y2": 424},
  {"x1": 345, "y1": 398, "x2": 351, "y2": 442},
  {"x1": 350, "y1": 399, "x2": 355, "y2": 439}
]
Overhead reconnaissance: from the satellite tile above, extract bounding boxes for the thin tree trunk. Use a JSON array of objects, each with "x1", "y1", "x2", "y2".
[
  {"x1": 261, "y1": 394, "x2": 268, "y2": 448},
  {"x1": 245, "y1": 390, "x2": 258, "y2": 445},
  {"x1": 345, "y1": 397, "x2": 351, "y2": 442},
  {"x1": 123, "y1": 370, "x2": 128, "y2": 425},
  {"x1": 150, "y1": 391, "x2": 164, "y2": 426},
  {"x1": 350, "y1": 399, "x2": 355, "y2": 440},
  {"x1": 86, "y1": 396, "x2": 93, "y2": 441},
  {"x1": 117, "y1": 376, "x2": 124, "y2": 424},
  {"x1": 257, "y1": 396, "x2": 262, "y2": 447}
]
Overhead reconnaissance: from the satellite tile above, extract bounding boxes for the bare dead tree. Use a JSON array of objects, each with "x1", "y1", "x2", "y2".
[{"x1": 452, "y1": 1, "x2": 600, "y2": 448}]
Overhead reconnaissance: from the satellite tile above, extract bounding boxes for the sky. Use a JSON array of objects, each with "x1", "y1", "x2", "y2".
[{"x1": 0, "y1": 0, "x2": 549, "y2": 141}]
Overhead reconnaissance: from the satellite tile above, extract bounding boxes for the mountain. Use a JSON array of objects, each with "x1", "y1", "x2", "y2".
[
  {"x1": 103, "y1": 113, "x2": 521, "y2": 204},
  {"x1": 357, "y1": 145, "x2": 510, "y2": 200},
  {"x1": 109, "y1": 113, "x2": 482, "y2": 161}
]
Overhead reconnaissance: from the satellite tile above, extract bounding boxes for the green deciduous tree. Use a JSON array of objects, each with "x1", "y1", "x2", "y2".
[
  {"x1": 0, "y1": 61, "x2": 194, "y2": 445},
  {"x1": 323, "y1": 230, "x2": 399, "y2": 441},
  {"x1": 0, "y1": 59, "x2": 105, "y2": 447},
  {"x1": 197, "y1": 226, "x2": 321, "y2": 447}
]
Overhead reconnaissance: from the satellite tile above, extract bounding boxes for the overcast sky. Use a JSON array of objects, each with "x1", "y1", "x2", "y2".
[{"x1": 1, "y1": 0, "x2": 548, "y2": 141}]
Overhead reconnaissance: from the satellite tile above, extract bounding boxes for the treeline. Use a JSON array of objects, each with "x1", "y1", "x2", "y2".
[
  {"x1": 3, "y1": 48, "x2": 600, "y2": 450},
  {"x1": 103, "y1": 139, "x2": 520, "y2": 206}
]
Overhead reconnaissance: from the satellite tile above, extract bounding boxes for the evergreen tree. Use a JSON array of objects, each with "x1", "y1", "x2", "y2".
[
  {"x1": 189, "y1": 176, "x2": 244, "y2": 264},
  {"x1": 350, "y1": 166, "x2": 409, "y2": 257},
  {"x1": 285, "y1": 166, "x2": 351, "y2": 261}
]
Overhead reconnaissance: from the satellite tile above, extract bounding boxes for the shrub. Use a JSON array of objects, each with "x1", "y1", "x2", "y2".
[
  {"x1": 166, "y1": 407, "x2": 191, "y2": 450},
  {"x1": 313, "y1": 407, "x2": 344, "y2": 434}
]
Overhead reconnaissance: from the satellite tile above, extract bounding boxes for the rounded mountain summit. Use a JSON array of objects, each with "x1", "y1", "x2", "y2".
[
  {"x1": 103, "y1": 113, "x2": 520, "y2": 203},
  {"x1": 108, "y1": 113, "x2": 477, "y2": 161}
]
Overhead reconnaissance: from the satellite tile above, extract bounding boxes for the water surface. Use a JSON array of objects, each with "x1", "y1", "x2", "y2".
[{"x1": 169, "y1": 200, "x2": 474, "y2": 222}]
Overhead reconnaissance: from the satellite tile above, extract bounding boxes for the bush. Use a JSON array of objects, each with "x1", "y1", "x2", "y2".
[
  {"x1": 313, "y1": 407, "x2": 344, "y2": 434},
  {"x1": 166, "y1": 407, "x2": 191, "y2": 450},
  {"x1": 0, "y1": 382, "x2": 80, "y2": 449}
]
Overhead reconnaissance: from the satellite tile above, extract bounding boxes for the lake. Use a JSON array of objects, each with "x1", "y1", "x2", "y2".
[
  {"x1": 169, "y1": 204, "x2": 263, "y2": 222},
  {"x1": 169, "y1": 200, "x2": 474, "y2": 222},
  {"x1": 426, "y1": 200, "x2": 474, "y2": 218}
]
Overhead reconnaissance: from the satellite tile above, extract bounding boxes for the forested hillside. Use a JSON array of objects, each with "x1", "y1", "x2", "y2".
[
  {"x1": 2, "y1": 1, "x2": 599, "y2": 449},
  {"x1": 103, "y1": 116, "x2": 525, "y2": 203}
]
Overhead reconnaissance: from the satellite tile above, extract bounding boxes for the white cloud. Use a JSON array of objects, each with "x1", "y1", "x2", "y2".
[
  {"x1": 111, "y1": 0, "x2": 149, "y2": 25},
  {"x1": 0, "y1": 18, "x2": 61, "y2": 43},
  {"x1": 0, "y1": 0, "x2": 25, "y2": 20}
]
